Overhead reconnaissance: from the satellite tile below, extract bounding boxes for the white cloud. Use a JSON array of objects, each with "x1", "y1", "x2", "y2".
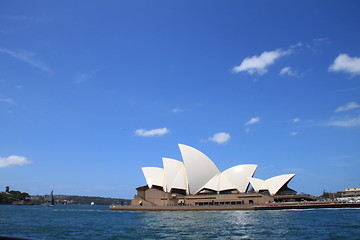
[
  {"x1": 279, "y1": 66, "x2": 297, "y2": 76},
  {"x1": 290, "y1": 42, "x2": 304, "y2": 49},
  {"x1": 0, "y1": 94, "x2": 15, "y2": 104},
  {"x1": 233, "y1": 49, "x2": 289, "y2": 75},
  {"x1": 326, "y1": 116, "x2": 360, "y2": 127},
  {"x1": 135, "y1": 128, "x2": 169, "y2": 137},
  {"x1": 208, "y1": 132, "x2": 231, "y2": 144},
  {"x1": 289, "y1": 131, "x2": 299, "y2": 136},
  {"x1": 172, "y1": 108, "x2": 183, "y2": 113},
  {"x1": 0, "y1": 155, "x2": 31, "y2": 168},
  {"x1": 244, "y1": 128, "x2": 250, "y2": 133},
  {"x1": 245, "y1": 117, "x2": 260, "y2": 126},
  {"x1": 293, "y1": 118, "x2": 301, "y2": 123},
  {"x1": 329, "y1": 53, "x2": 360, "y2": 76},
  {"x1": 313, "y1": 38, "x2": 330, "y2": 46},
  {"x1": 0, "y1": 48, "x2": 53, "y2": 75},
  {"x1": 335, "y1": 102, "x2": 360, "y2": 113}
]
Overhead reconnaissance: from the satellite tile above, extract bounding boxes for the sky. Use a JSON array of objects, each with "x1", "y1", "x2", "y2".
[{"x1": 0, "y1": 1, "x2": 360, "y2": 198}]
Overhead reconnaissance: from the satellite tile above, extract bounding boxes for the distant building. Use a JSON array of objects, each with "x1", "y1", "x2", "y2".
[
  {"x1": 340, "y1": 187, "x2": 360, "y2": 198},
  {"x1": 131, "y1": 144, "x2": 314, "y2": 207}
]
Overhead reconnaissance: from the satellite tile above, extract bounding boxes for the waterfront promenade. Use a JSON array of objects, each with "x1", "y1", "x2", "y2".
[{"x1": 110, "y1": 201, "x2": 360, "y2": 211}]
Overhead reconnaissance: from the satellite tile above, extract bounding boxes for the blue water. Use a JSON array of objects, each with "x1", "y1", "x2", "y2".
[{"x1": 0, "y1": 205, "x2": 359, "y2": 239}]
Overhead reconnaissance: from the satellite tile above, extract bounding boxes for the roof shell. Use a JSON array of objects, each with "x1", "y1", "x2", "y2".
[
  {"x1": 266, "y1": 174, "x2": 295, "y2": 195},
  {"x1": 162, "y1": 158, "x2": 188, "y2": 193},
  {"x1": 178, "y1": 144, "x2": 220, "y2": 194},
  {"x1": 141, "y1": 167, "x2": 166, "y2": 191},
  {"x1": 202, "y1": 164, "x2": 258, "y2": 193},
  {"x1": 249, "y1": 174, "x2": 295, "y2": 195},
  {"x1": 222, "y1": 164, "x2": 257, "y2": 193},
  {"x1": 249, "y1": 178, "x2": 267, "y2": 192}
]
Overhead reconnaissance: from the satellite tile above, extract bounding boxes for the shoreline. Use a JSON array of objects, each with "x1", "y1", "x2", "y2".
[{"x1": 109, "y1": 201, "x2": 360, "y2": 211}]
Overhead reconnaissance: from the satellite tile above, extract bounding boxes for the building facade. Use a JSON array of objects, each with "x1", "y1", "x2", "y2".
[
  {"x1": 340, "y1": 187, "x2": 360, "y2": 198},
  {"x1": 131, "y1": 144, "x2": 303, "y2": 207}
]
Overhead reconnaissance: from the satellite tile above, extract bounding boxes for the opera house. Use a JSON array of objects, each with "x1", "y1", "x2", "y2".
[{"x1": 131, "y1": 144, "x2": 311, "y2": 207}]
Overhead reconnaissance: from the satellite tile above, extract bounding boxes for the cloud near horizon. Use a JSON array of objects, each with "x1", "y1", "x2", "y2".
[
  {"x1": 293, "y1": 118, "x2": 301, "y2": 123},
  {"x1": 326, "y1": 116, "x2": 360, "y2": 128},
  {"x1": 335, "y1": 102, "x2": 360, "y2": 113},
  {"x1": 135, "y1": 128, "x2": 169, "y2": 137},
  {"x1": 0, "y1": 47, "x2": 53, "y2": 75},
  {"x1": 0, "y1": 94, "x2": 15, "y2": 104},
  {"x1": 289, "y1": 131, "x2": 299, "y2": 136},
  {"x1": 233, "y1": 49, "x2": 289, "y2": 75},
  {"x1": 172, "y1": 108, "x2": 183, "y2": 113},
  {"x1": 208, "y1": 132, "x2": 231, "y2": 144},
  {"x1": 245, "y1": 117, "x2": 260, "y2": 126},
  {"x1": 0, "y1": 155, "x2": 31, "y2": 168},
  {"x1": 279, "y1": 66, "x2": 297, "y2": 76},
  {"x1": 329, "y1": 53, "x2": 360, "y2": 76}
]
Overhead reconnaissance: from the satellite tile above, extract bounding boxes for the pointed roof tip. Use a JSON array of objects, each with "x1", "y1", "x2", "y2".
[
  {"x1": 243, "y1": 164, "x2": 258, "y2": 167},
  {"x1": 250, "y1": 173, "x2": 296, "y2": 182},
  {"x1": 284, "y1": 173, "x2": 296, "y2": 181},
  {"x1": 178, "y1": 144, "x2": 199, "y2": 153},
  {"x1": 178, "y1": 143, "x2": 188, "y2": 148},
  {"x1": 272, "y1": 173, "x2": 296, "y2": 179},
  {"x1": 162, "y1": 157, "x2": 183, "y2": 164},
  {"x1": 178, "y1": 143, "x2": 207, "y2": 153}
]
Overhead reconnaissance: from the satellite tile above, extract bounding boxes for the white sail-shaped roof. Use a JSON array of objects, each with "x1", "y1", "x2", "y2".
[
  {"x1": 249, "y1": 177, "x2": 267, "y2": 192},
  {"x1": 141, "y1": 167, "x2": 166, "y2": 191},
  {"x1": 202, "y1": 173, "x2": 235, "y2": 192},
  {"x1": 162, "y1": 158, "x2": 188, "y2": 193},
  {"x1": 178, "y1": 144, "x2": 220, "y2": 194},
  {"x1": 266, "y1": 174, "x2": 295, "y2": 196},
  {"x1": 202, "y1": 173, "x2": 221, "y2": 191},
  {"x1": 249, "y1": 174, "x2": 295, "y2": 196},
  {"x1": 222, "y1": 164, "x2": 258, "y2": 193},
  {"x1": 202, "y1": 164, "x2": 258, "y2": 193},
  {"x1": 141, "y1": 144, "x2": 295, "y2": 196}
]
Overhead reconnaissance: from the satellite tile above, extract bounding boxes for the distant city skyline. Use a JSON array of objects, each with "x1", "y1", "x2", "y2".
[{"x1": 0, "y1": 1, "x2": 359, "y2": 198}]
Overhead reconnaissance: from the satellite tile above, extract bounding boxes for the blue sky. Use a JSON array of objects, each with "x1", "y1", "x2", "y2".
[{"x1": 1, "y1": 1, "x2": 360, "y2": 198}]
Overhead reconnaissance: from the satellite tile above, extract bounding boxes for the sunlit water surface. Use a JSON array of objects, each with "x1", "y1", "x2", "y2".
[{"x1": 0, "y1": 205, "x2": 359, "y2": 239}]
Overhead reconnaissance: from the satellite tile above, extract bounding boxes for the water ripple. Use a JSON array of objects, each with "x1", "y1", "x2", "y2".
[{"x1": 0, "y1": 205, "x2": 359, "y2": 239}]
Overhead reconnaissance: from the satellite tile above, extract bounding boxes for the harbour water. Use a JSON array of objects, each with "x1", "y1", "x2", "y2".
[{"x1": 0, "y1": 205, "x2": 359, "y2": 239}]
